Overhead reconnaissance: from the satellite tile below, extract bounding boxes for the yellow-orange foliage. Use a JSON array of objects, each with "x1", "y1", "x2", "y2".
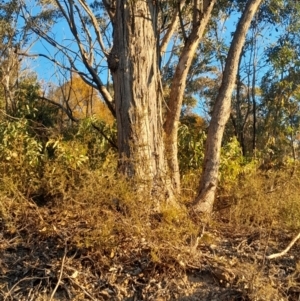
[{"x1": 56, "y1": 75, "x2": 114, "y2": 126}]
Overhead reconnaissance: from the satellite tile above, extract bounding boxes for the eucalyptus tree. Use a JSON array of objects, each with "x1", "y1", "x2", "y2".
[
  {"x1": 193, "y1": 0, "x2": 264, "y2": 213},
  {"x1": 22, "y1": 0, "x2": 264, "y2": 211},
  {"x1": 260, "y1": 69, "x2": 300, "y2": 162},
  {"x1": 254, "y1": 0, "x2": 300, "y2": 162},
  {"x1": 260, "y1": 46, "x2": 300, "y2": 162},
  {"x1": 228, "y1": 16, "x2": 266, "y2": 156},
  {"x1": 0, "y1": 0, "x2": 35, "y2": 116},
  {"x1": 23, "y1": 0, "x2": 216, "y2": 201}
]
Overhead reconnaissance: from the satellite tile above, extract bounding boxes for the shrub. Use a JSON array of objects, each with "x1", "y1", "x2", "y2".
[
  {"x1": 0, "y1": 118, "x2": 44, "y2": 195},
  {"x1": 178, "y1": 124, "x2": 206, "y2": 173}
]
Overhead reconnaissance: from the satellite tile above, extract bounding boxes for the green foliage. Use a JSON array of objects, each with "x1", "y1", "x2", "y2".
[
  {"x1": 219, "y1": 137, "x2": 257, "y2": 188},
  {"x1": 0, "y1": 113, "x2": 116, "y2": 200},
  {"x1": 14, "y1": 76, "x2": 60, "y2": 128},
  {"x1": 45, "y1": 138, "x2": 89, "y2": 169},
  {"x1": 40, "y1": 117, "x2": 117, "y2": 197},
  {"x1": 75, "y1": 116, "x2": 117, "y2": 169},
  {"x1": 178, "y1": 123, "x2": 206, "y2": 173},
  {"x1": 0, "y1": 118, "x2": 44, "y2": 194}
]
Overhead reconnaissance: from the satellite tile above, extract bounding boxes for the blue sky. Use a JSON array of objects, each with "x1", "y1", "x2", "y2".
[{"x1": 28, "y1": 3, "x2": 282, "y2": 116}]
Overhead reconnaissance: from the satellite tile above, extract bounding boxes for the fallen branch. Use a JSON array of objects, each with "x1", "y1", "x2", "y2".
[
  {"x1": 267, "y1": 231, "x2": 300, "y2": 260},
  {"x1": 49, "y1": 244, "x2": 67, "y2": 301}
]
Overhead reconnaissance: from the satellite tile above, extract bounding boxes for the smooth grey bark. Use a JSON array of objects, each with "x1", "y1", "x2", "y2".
[
  {"x1": 163, "y1": 0, "x2": 216, "y2": 194},
  {"x1": 193, "y1": 0, "x2": 264, "y2": 214}
]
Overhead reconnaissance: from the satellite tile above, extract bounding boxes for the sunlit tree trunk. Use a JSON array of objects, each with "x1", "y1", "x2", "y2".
[
  {"x1": 110, "y1": 0, "x2": 172, "y2": 199},
  {"x1": 164, "y1": 0, "x2": 215, "y2": 194},
  {"x1": 1, "y1": 48, "x2": 19, "y2": 115},
  {"x1": 193, "y1": 0, "x2": 263, "y2": 214}
]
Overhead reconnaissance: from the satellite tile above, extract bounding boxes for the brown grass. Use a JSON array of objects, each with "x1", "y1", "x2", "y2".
[{"x1": 1, "y1": 149, "x2": 300, "y2": 299}]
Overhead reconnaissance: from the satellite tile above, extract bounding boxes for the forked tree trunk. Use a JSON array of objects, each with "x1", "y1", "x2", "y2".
[
  {"x1": 193, "y1": 0, "x2": 263, "y2": 214},
  {"x1": 164, "y1": 0, "x2": 215, "y2": 194},
  {"x1": 110, "y1": 0, "x2": 172, "y2": 199}
]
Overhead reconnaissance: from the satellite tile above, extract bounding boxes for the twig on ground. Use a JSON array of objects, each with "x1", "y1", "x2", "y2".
[
  {"x1": 267, "y1": 231, "x2": 300, "y2": 260},
  {"x1": 4, "y1": 277, "x2": 49, "y2": 301},
  {"x1": 67, "y1": 276, "x2": 97, "y2": 301},
  {"x1": 49, "y1": 244, "x2": 67, "y2": 301}
]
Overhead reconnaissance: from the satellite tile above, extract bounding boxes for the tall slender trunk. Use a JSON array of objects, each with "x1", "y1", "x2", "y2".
[
  {"x1": 235, "y1": 51, "x2": 246, "y2": 155},
  {"x1": 1, "y1": 48, "x2": 19, "y2": 115},
  {"x1": 251, "y1": 42, "x2": 257, "y2": 154},
  {"x1": 193, "y1": 0, "x2": 263, "y2": 214},
  {"x1": 110, "y1": 0, "x2": 172, "y2": 199},
  {"x1": 164, "y1": 0, "x2": 215, "y2": 194},
  {"x1": 3, "y1": 75, "x2": 16, "y2": 114}
]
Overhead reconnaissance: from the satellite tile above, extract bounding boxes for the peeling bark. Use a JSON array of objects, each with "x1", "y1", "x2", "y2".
[{"x1": 111, "y1": 0, "x2": 173, "y2": 200}]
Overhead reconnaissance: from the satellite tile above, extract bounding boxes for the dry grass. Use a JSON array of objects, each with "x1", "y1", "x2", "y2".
[
  {"x1": 1, "y1": 149, "x2": 300, "y2": 300},
  {"x1": 217, "y1": 166, "x2": 300, "y2": 231}
]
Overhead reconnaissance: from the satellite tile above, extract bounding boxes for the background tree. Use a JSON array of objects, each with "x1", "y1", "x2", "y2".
[
  {"x1": 51, "y1": 74, "x2": 114, "y2": 127},
  {"x1": 0, "y1": 0, "x2": 35, "y2": 116},
  {"x1": 256, "y1": 0, "x2": 300, "y2": 164},
  {"x1": 193, "y1": 0, "x2": 264, "y2": 214}
]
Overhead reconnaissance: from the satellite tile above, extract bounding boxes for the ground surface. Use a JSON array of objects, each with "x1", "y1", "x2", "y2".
[{"x1": 1, "y1": 204, "x2": 300, "y2": 301}]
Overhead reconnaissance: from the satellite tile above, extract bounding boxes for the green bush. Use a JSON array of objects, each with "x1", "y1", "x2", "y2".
[
  {"x1": 220, "y1": 137, "x2": 257, "y2": 188},
  {"x1": 75, "y1": 116, "x2": 117, "y2": 170},
  {"x1": 178, "y1": 124, "x2": 206, "y2": 173},
  {"x1": 0, "y1": 118, "x2": 44, "y2": 195}
]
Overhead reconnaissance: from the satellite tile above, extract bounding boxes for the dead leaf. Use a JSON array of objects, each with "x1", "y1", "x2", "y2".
[{"x1": 70, "y1": 270, "x2": 79, "y2": 278}]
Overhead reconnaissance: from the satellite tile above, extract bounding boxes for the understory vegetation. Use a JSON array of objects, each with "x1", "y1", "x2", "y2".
[
  {"x1": 1, "y1": 115, "x2": 300, "y2": 300},
  {"x1": 1, "y1": 0, "x2": 300, "y2": 299}
]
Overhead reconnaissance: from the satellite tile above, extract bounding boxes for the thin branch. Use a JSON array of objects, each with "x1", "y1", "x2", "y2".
[
  {"x1": 49, "y1": 244, "x2": 68, "y2": 301},
  {"x1": 77, "y1": 0, "x2": 109, "y2": 56},
  {"x1": 38, "y1": 96, "x2": 117, "y2": 149},
  {"x1": 267, "y1": 232, "x2": 300, "y2": 260},
  {"x1": 91, "y1": 122, "x2": 118, "y2": 150},
  {"x1": 4, "y1": 277, "x2": 49, "y2": 301},
  {"x1": 160, "y1": 1, "x2": 183, "y2": 56},
  {"x1": 178, "y1": 1, "x2": 187, "y2": 42},
  {"x1": 22, "y1": 3, "x2": 115, "y2": 117},
  {"x1": 38, "y1": 95, "x2": 79, "y2": 123},
  {"x1": 74, "y1": 3, "x2": 93, "y2": 52},
  {"x1": 59, "y1": 4, "x2": 115, "y2": 115},
  {"x1": 67, "y1": 276, "x2": 97, "y2": 301}
]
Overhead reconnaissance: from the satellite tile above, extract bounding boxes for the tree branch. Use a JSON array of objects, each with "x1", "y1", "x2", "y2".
[
  {"x1": 38, "y1": 95, "x2": 79, "y2": 123},
  {"x1": 77, "y1": 0, "x2": 109, "y2": 56},
  {"x1": 49, "y1": 244, "x2": 67, "y2": 301},
  {"x1": 91, "y1": 122, "x2": 118, "y2": 150},
  {"x1": 22, "y1": 2, "x2": 116, "y2": 117},
  {"x1": 267, "y1": 232, "x2": 300, "y2": 260},
  {"x1": 160, "y1": 1, "x2": 183, "y2": 56},
  {"x1": 178, "y1": 1, "x2": 187, "y2": 42}
]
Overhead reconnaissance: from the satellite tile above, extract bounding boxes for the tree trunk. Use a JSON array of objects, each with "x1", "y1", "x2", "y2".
[
  {"x1": 193, "y1": 0, "x2": 263, "y2": 214},
  {"x1": 164, "y1": 0, "x2": 215, "y2": 194},
  {"x1": 251, "y1": 46, "x2": 257, "y2": 154},
  {"x1": 1, "y1": 48, "x2": 19, "y2": 115},
  {"x1": 110, "y1": 0, "x2": 172, "y2": 199}
]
